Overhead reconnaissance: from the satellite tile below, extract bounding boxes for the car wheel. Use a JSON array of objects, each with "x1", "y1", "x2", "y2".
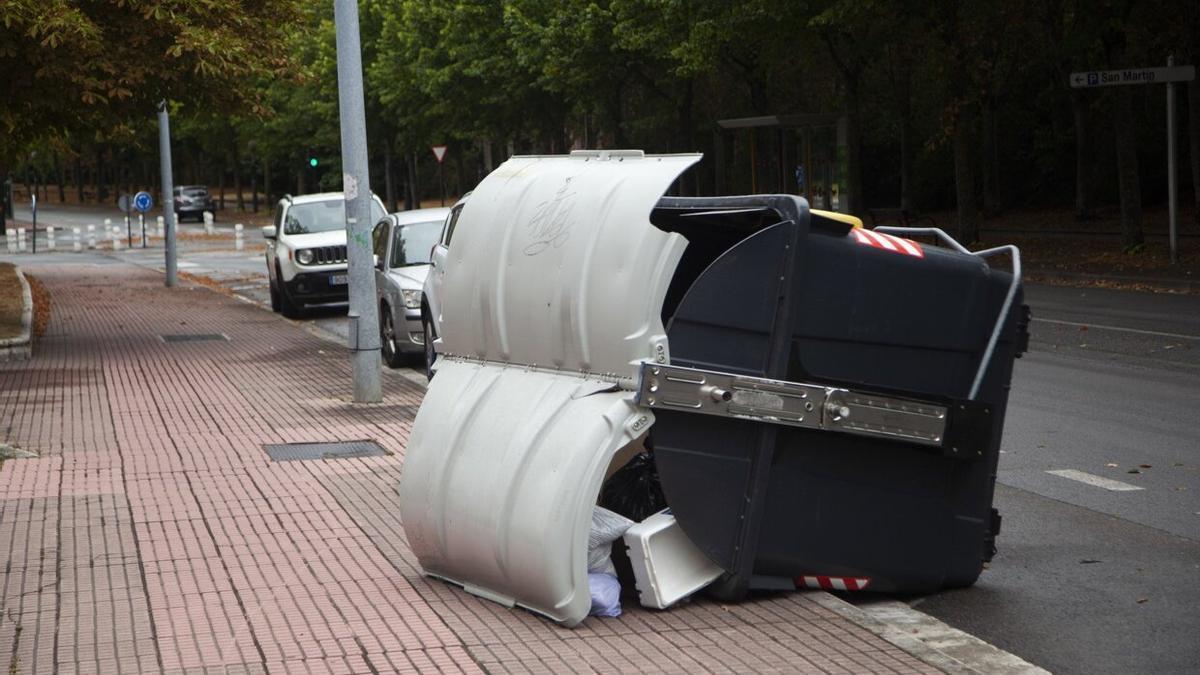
[
  {"x1": 380, "y1": 305, "x2": 403, "y2": 369},
  {"x1": 422, "y1": 312, "x2": 436, "y2": 380},
  {"x1": 276, "y1": 267, "x2": 303, "y2": 319}
]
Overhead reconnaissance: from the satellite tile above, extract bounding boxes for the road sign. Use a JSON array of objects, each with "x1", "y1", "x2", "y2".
[
  {"x1": 134, "y1": 191, "x2": 153, "y2": 212},
  {"x1": 1070, "y1": 58, "x2": 1194, "y2": 265},
  {"x1": 1069, "y1": 65, "x2": 1195, "y2": 88},
  {"x1": 118, "y1": 193, "x2": 131, "y2": 213},
  {"x1": 431, "y1": 145, "x2": 448, "y2": 164}
]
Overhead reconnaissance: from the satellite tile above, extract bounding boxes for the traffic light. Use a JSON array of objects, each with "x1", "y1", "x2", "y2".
[{"x1": 309, "y1": 157, "x2": 318, "y2": 168}]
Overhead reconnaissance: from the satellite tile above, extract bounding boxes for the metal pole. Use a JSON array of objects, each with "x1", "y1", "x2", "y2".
[
  {"x1": 334, "y1": 0, "x2": 382, "y2": 403},
  {"x1": 31, "y1": 196, "x2": 36, "y2": 254},
  {"x1": 158, "y1": 101, "x2": 178, "y2": 286},
  {"x1": 125, "y1": 207, "x2": 132, "y2": 247},
  {"x1": 1167, "y1": 55, "x2": 1178, "y2": 265},
  {"x1": 140, "y1": 213, "x2": 146, "y2": 248}
]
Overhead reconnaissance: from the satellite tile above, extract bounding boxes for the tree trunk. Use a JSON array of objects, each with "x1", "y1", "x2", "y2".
[
  {"x1": 54, "y1": 155, "x2": 64, "y2": 202},
  {"x1": 263, "y1": 159, "x2": 271, "y2": 207},
  {"x1": 1112, "y1": 88, "x2": 1143, "y2": 247},
  {"x1": 981, "y1": 97, "x2": 1000, "y2": 216},
  {"x1": 0, "y1": 159, "x2": 8, "y2": 235},
  {"x1": 296, "y1": 161, "x2": 305, "y2": 195},
  {"x1": 409, "y1": 152, "x2": 420, "y2": 209},
  {"x1": 954, "y1": 114, "x2": 980, "y2": 244},
  {"x1": 678, "y1": 80, "x2": 697, "y2": 196},
  {"x1": 383, "y1": 138, "x2": 396, "y2": 212},
  {"x1": 250, "y1": 171, "x2": 258, "y2": 214},
  {"x1": 1072, "y1": 90, "x2": 1092, "y2": 219},
  {"x1": 109, "y1": 150, "x2": 119, "y2": 205},
  {"x1": 233, "y1": 143, "x2": 244, "y2": 212},
  {"x1": 899, "y1": 118, "x2": 915, "y2": 211},
  {"x1": 74, "y1": 157, "x2": 83, "y2": 204},
  {"x1": 481, "y1": 138, "x2": 494, "y2": 173},
  {"x1": 1189, "y1": 76, "x2": 1199, "y2": 227},
  {"x1": 218, "y1": 166, "x2": 226, "y2": 211},
  {"x1": 454, "y1": 150, "x2": 465, "y2": 198},
  {"x1": 844, "y1": 82, "x2": 864, "y2": 214}
]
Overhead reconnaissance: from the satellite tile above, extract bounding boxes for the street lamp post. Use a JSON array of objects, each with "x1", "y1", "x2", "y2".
[{"x1": 333, "y1": 0, "x2": 382, "y2": 403}]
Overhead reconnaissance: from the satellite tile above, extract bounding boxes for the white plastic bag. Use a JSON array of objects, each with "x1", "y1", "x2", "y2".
[
  {"x1": 589, "y1": 506, "x2": 634, "y2": 576},
  {"x1": 588, "y1": 573, "x2": 623, "y2": 617}
]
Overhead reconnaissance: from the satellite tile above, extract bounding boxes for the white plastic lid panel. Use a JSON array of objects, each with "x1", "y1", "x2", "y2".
[
  {"x1": 437, "y1": 151, "x2": 703, "y2": 377},
  {"x1": 399, "y1": 359, "x2": 652, "y2": 626}
]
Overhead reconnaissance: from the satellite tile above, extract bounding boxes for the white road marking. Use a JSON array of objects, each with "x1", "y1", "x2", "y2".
[
  {"x1": 229, "y1": 284, "x2": 266, "y2": 291},
  {"x1": 1046, "y1": 469, "x2": 1145, "y2": 491},
  {"x1": 1033, "y1": 317, "x2": 1200, "y2": 342},
  {"x1": 176, "y1": 261, "x2": 198, "y2": 268}
]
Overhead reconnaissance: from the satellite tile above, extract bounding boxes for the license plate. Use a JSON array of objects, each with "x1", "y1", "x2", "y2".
[{"x1": 329, "y1": 274, "x2": 348, "y2": 286}]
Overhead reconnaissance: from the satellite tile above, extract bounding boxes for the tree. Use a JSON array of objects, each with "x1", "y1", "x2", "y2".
[{"x1": 0, "y1": 0, "x2": 302, "y2": 178}]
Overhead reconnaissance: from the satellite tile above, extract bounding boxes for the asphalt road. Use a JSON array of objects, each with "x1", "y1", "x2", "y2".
[
  {"x1": 8, "y1": 208, "x2": 1200, "y2": 673},
  {"x1": 860, "y1": 284, "x2": 1200, "y2": 675}
]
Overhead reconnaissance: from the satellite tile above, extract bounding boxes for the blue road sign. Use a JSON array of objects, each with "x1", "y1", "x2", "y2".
[{"x1": 134, "y1": 191, "x2": 153, "y2": 212}]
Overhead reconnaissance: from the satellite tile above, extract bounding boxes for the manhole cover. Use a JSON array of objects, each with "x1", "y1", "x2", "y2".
[
  {"x1": 161, "y1": 333, "x2": 228, "y2": 343},
  {"x1": 263, "y1": 440, "x2": 388, "y2": 462}
]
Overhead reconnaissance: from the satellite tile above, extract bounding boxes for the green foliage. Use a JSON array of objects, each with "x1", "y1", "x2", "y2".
[
  {"x1": 3, "y1": 0, "x2": 1193, "y2": 215},
  {"x1": 0, "y1": 0, "x2": 303, "y2": 163}
]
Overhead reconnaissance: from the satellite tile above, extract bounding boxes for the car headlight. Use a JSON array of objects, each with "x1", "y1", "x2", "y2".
[
  {"x1": 296, "y1": 249, "x2": 315, "y2": 265},
  {"x1": 402, "y1": 289, "x2": 422, "y2": 310}
]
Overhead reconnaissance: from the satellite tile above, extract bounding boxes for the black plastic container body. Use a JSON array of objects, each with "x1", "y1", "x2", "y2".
[{"x1": 648, "y1": 196, "x2": 1026, "y2": 597}]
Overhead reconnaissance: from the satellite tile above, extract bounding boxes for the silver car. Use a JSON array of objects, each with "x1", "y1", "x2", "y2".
[{"x1": 372, "y1": 207, "x2": 450, "y2": 368}]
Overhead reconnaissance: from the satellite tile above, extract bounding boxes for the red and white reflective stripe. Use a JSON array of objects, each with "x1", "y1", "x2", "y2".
[
  {"x1": 851, "y1": 228, "x2": 924, "y2": 258},
  {"x1": 795, "y1": 575, "x2": 872, "y2": 591}
]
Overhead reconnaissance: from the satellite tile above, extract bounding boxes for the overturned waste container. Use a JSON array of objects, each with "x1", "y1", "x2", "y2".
[{"x1": 398, "y1": 150, "x2": 1028, "y2": 626}]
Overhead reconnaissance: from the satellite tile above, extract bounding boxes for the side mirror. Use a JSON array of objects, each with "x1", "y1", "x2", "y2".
[{"x1": 261, "y1": 225, "x2": 277, "y2": 239}]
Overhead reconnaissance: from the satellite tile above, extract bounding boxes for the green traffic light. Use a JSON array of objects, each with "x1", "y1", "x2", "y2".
[{"x1": 309, "y1": 157, "x2": 318, "y2": 167}]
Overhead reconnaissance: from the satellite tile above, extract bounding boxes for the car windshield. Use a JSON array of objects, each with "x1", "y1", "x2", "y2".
[
  {"x1": 284, "y1": 199, "x2": 385, "y2": 235},
  {"x1": 391, "y1": 220, "x2": 442, "y2": 267},
  {"x1": 182, "y1": 188, "x2": 208, "y2": 197}
]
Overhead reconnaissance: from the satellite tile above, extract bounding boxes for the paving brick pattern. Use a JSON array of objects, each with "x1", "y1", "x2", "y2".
[{"x1": 1, "y1": 263, "x2": 940, "y2": 674}]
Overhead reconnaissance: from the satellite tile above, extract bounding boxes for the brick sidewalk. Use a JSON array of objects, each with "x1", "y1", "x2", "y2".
[{"x1": 1, "y1": 261, "x2": 940, "y2": 674}]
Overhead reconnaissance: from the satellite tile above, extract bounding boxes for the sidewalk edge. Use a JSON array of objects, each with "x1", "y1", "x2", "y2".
[
  {"x1": 808, "y1": 593, "x2": 1048, "y2": 675},
  {"x1": 0, "y1": 266, "x2": 33, "y2": 360}
]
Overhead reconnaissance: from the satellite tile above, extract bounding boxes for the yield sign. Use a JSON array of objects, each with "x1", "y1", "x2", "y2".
[{"x1": 431, "y1": 145, "x2": 448, "y2": 164}]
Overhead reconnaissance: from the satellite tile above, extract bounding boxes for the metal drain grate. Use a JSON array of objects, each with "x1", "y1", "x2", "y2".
[
  {"x1": 264, "y1": 440, "x2": 388, "y2": 462},
  {"x1": 161, "y1": 333, "x2": 228, "y2": 343}
]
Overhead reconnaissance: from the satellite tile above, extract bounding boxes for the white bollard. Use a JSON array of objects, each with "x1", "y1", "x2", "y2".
[
  {"x1": 73, "y1": 227, "x2": 82, "y2": 252},
  {"x1": 111, "y1": 231, "x2": 122, "y2": 250},
  {"x1": 17, "y1": 228, "x2": 26, "y2": 253},
  {"x1": 156, "y1": 215, "x2": 164, "y2": 237},
  {"x1": 87, "y1": 224, "x2": 96, "y2": 249},
  {"x1": 234, "y1": 223, "x2": 244, "y2": 251},
  {"x1": 47, "y1": 226, "x2": 55, "y2": 250},
  {"x1": 5, "y1": 231, "x2": 13, "y2": 254},
  {"x1": 203, "y1": 210, "x2": 214, "y2": 235}
]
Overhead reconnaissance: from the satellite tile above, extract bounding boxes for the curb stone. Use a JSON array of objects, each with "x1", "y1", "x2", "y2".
[
  {"x1": 0, "y1": 266, "x2": 33, "y2": 361},
  {"x1": 810, "y1": 593, "x2": 1049, "y2": 675},
  {"x1": 0, "y1": 443, "x2": 38, "y2": 460},
  {"x1": 1026, "y1": 268, "x2": 1198, "y2": 294}
]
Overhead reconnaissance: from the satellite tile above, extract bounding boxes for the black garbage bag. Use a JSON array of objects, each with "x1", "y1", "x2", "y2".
[
  {"x1": 600, "y1": 450, "x2": 668, "y2": 600},
  {"x1": 599, "y1": 451, "x2": 667, "y2": 522}
]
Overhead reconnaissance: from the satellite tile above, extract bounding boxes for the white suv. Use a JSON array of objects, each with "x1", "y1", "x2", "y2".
[{"x1": 262, "y1": 192, "x2": 386, "y2": 318}]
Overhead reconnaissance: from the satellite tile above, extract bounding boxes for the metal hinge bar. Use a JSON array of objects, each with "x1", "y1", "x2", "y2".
[{"x1": 636, "y1": 364, "x2": 948, "y2": 447}]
